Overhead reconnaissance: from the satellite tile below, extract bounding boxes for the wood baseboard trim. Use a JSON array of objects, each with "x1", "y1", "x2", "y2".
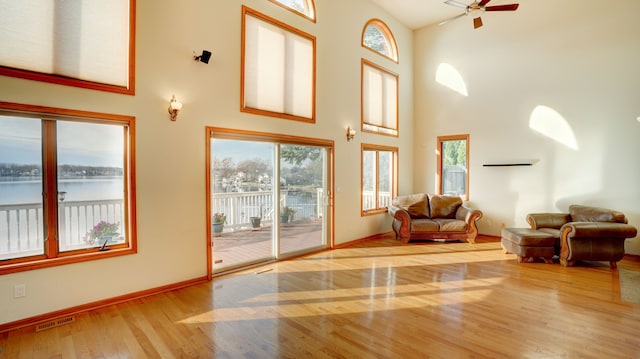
[
  {"x1": 334, "y1": 233, "x2": 501, "y2": 249},
  {"x1": 334, "y1": 232, "x2": 393, "y2": 249},
  {"x1": 0, "y1": 276, "x2": 209, "y2": 334}
]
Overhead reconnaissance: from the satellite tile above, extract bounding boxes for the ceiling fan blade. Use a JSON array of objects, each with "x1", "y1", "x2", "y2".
[
  {"x1": 485, "y1": 4, "x2": 519, "y2": 11},
  {"x1": 444, "y1": 0, "x2": 469, "y2": 9},
  {"x1": 473, "y1": 17, "x2": 483, "y2": 29},
  {"x1": 478, "y1": 0, "x2": 492, "y2": 6},
  {"x1": 439, "y1": 12, "x2": 467, "y2": 26}
]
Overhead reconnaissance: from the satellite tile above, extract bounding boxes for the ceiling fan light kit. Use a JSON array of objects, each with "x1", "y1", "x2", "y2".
[{"x1": 441, "y1": 0, "x2": 519, "y2": 29}]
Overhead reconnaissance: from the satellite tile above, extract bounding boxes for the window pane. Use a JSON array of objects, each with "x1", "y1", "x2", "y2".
[
  {"x1": 378, "y1": 151, "x2": 392, "y2": 208},
  {"x1": 363, "y1": 66, "x2": 383, "y2": 126},
  {"x1": 362, "y1": 61, "x2": 398, "y2": 135},
  {"x1": 271, "y1": 0, "x2": 315, "y2": 19},
  {"x1": 441, "y1": 139, "x2": 467, "y2": 197},
  {"x1": 364, "y1": 25, "x2": 390, "y2": 57},
  {"x1": 211, "y1": 139, "x2": 275, "y2": 270},
  {"x1": 56, "y1": 121, "x2": 125, "y2": 251},
  {"x1": 0, "y1": 0, "x2": 131, "y2": 87},
  {"x1": 362, "y1": 145, "x2": 397, "y2": 215},
  {"x1": 362, "y1": 20, "x2": 398, "y2": 62},
  {"x1": 243, "y1": 8, "x2": 315, "y2": 121},
  {"x1": 280, "y1": 144, "x2": 326, "y2": 255},
  {"x1": 285, "y1": 35, "x2": 314, "y2": 118},
  {"x1": 362, "y1": 150, "x2": 376, "y2": 211},
  {"x1": 383, "y1": 73, "x2": 397, "y2": 129},
  {"x1": 244, "y1": 15, "x2": 286, "y2": 113},
  {"x1": 0, "y1": 116, "x2": 45, "y2": 260}
]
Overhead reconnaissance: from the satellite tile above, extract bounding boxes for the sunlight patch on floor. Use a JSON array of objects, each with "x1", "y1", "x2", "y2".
[{"x1": 178, "y1": 277, "x2": 505, "y2": 324}]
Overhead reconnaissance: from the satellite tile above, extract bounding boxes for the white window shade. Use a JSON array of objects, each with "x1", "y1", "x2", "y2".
[
  {"x1": 0, "y1": 0, "x2": 131, "y2": 89},
  {"x1": 362, "y1": 62, "x2": 398, "y2": 134},
  {"x1": 383, "y1": 74, "x2": 397, "y2": 129},
  {"x1": 243, "y1": 11, "x2": 314, "y2": 121},
  {"x1": 363, "y1": 66, "x2": 383, "y2": 126}
]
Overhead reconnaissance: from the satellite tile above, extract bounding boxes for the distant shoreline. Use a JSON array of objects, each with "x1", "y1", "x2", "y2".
[{"x1": 0, "y1": 175, "x2": 123, "y2": 182}]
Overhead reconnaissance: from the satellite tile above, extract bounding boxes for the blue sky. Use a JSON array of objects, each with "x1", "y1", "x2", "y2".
[
  {"x1": 212, "y1": 139, "x2": 273, "y2": 164},
  {"x1": 0, "y1": 115, "x2": 123, "y2": 167}
]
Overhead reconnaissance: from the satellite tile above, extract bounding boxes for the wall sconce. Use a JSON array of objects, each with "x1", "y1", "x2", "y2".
[
  {"x1": 194, "y1": 50, "x2": 212, "y2": 64},
  {"x1": 346, "y1": 126, "x2": 356, "y2": 142},
  {"x1": 168, "y1": 95, "x2": 182, "y2": 121}
]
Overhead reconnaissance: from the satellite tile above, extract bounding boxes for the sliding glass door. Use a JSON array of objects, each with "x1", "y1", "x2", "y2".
[
  {"x1": 208, "y1": 129, "x2": 332, "y2": 274},
  {"x1": 279, "y1": 144, "x2": 328, "y2": 256},
  {"x1": 210, "y1": 139, "x2": 275, "y2": 270}
]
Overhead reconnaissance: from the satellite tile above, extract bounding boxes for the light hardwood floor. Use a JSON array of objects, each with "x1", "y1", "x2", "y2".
[{"x1": 2, "y1": 234, "x2": 640, "y2": 358}]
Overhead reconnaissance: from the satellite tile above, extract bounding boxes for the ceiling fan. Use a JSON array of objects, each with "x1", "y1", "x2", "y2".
[{"x1": 440, "y1": 0, "x2": 520, "y2": 29}]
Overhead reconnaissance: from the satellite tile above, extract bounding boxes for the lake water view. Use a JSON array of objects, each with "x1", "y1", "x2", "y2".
[{"x1": 0, "y1": 177, "x2": 124, "y2": 205}]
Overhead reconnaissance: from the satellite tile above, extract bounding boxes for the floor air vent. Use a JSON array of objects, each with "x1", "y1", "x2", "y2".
[{"x1": 35, "y1": 316, "x2": 75, "y2": 332}]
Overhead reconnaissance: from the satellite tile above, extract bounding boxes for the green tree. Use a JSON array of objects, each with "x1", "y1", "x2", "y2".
[
  {"x1": 280, "y1": 145, "x2": 321, "y2": 166},
  {"x1": 364, "y1": 26, "x2": 388, "y2": 56},
  {"x1": 443, "y1": 140, "x2": 466, "y2": 166}
]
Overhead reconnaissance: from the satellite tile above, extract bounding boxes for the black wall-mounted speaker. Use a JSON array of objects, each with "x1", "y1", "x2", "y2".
[{"x1": 195, "y1": 50, "x2": 212, "y2": 64}]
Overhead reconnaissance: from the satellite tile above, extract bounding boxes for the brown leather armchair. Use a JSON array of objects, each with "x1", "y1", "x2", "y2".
[{"x1": 527, "y1": 205, "x2": 637, "y2": 268}]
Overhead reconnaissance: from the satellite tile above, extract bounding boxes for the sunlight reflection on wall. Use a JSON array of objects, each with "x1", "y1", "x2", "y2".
[
  {"x1": 529, "y1": 105, "x2": 578, "y2": 150},
  {"x1": 436, "y1": 63, "x2": 468, "y2": 97}
]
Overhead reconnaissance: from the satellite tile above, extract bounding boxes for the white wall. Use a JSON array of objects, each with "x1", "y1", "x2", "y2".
[
  {"x1": 413, "y1": 0, "x2": 640, "y2": 253},
  {"x1": 0, "y1": 0, "x2": 413, "y2": 325}
]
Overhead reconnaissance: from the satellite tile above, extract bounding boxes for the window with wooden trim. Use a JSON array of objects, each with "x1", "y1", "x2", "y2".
[
  {"x1": 0, "y1": 102, "x2": 136, "y2": 275},
  {"x1": 241, "y1": 6, "x2": 316, "y2": 123},
  {"x1": 362, "y1": 19, "x2": 398, "y2": 63},
  {"x1": 361, "y1": 59, "x2": 398, "y2": 136},
  {"x1": 268, "y1": 0, "x2": 316, "y2": 22},
  {"x1": 437, "y1": 134, "x2": 469, "y2": 200},
  {"x1": 0, "y1": 0, "x2": 136, "y2": 95},
  {"x1": 361, "y1": 144, "x2": 398, "y2": 215}
]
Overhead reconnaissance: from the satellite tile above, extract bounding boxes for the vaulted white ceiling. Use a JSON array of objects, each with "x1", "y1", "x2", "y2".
[
  {"x1": 369, "y1": 0, "x2": 518, "y2": 30},
  {"x1": 369, "y1": 0, "x2": 462, "y2": 29}
]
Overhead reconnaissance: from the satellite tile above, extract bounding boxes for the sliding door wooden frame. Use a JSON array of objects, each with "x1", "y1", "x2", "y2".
[{"x1": 205, "y1": 127, "x2": 334, "y2": 279}]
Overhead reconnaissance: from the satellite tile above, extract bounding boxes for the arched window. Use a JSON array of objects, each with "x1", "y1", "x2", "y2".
[
  {"x1": 362, "y1": 19, "x2": 398, "y2": 63},
  {"x1": 269, "y1": 0, "x2": 316, "y2": 22}
]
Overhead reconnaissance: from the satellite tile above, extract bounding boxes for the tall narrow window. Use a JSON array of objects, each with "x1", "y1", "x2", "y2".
[
  {"x1": 0, "y1": 102, "x2": 136, "y2": 274},
  {"x1": 362, "y1": 144, "x2": 398, "y2": 215},
  {"x1": 268, "y1": 0, "x2": 316, "y2": 22},
  {"x1": 437, "y1": 134, "x2": 469, "y2": 200},
  {"x1": 362, "y1": 19, "x2": 398, "y2": 63},
  {"x1": 242, "y1": 6, "x2": 316, "y2": 123},
  {"x1": 0, "y1": 0, "x2": 136, "y2": 94},
  {"x1": 362, "y1": 60, "x2": 398, "y2": 136}
]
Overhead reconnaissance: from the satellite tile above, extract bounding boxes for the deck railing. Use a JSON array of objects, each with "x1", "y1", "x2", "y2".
[
  {"x1": 211, "y1": 189, "x2": 324, "y2": 230},
  {"x1": 0, "y1": 202, "x2": 44, "y2": 258},
  {"x1": 2, "y1": 190, "x2": 391, "y2": 258},
  {"x1": 58, "y1": 199, "x2": 125, "y2": 250},
  {"x1": 362, "y1": 191, "x2": 392, "y2": 210},
  {"x1": 0, "y1": 199, "x2": 125, "y2": 259}
]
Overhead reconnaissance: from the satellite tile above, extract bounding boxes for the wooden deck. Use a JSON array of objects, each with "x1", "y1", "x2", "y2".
[{"x1": 213, "y1": 218, "x2": 325, "y2": 272}]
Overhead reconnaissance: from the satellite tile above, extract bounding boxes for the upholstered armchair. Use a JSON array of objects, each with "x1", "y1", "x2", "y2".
[{"x1": 527, "y1": 205, "x2": 637, "y2": 268}]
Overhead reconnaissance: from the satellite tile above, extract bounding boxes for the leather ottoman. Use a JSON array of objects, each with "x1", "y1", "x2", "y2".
[{"x1": 501, "y1": 228, "x2": 556, "y2": 263}]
